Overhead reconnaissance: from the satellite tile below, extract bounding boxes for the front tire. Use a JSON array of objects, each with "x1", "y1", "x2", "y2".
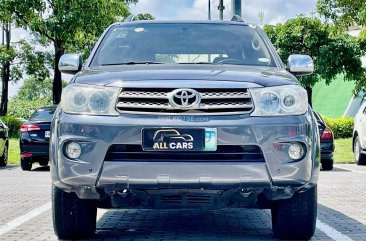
[
  {"x1": 354, "y1": 136, "x2": 366, "y2": 165},
  {"x1": 271, "y1": 185, "x2": 317, "y2": 240},
  {"x1": 0, "y1": 145, "x2": 8, "y2": 167},
  {"x1": 20, "y1": 157, "x2": 32, "y2": 171},
  {"x1": 52, "y1": 185, "x2": 97, "y2": 240}
]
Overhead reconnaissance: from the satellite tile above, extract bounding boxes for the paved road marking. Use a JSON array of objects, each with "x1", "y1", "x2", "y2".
[
  {"x1": 0, "y1": 202, "x2": 51, "y2": 237},
  {"x1": 0, "y1": 202, "x2": 357, "y2": 241},
  {"x1": 334, "y1": 165, "x2": 366, "y2": 174},
  {"x1": 317, "y1": 219, "x2": 354, "y2": 241},
  {"x1": 97, "y1": 209, "x2": 108, "y2": 221},
  {"x1": 0, "y1": 203, "x2": 108, "y2": 238}
]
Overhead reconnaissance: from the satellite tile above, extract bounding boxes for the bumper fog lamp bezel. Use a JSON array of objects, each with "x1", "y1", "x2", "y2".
[
  {"x1": 65, "y1": 142, "x2": 82, "y2": 159},
  {"x1": 288, "y1": 143, "x2": 305, "y2": 160}
]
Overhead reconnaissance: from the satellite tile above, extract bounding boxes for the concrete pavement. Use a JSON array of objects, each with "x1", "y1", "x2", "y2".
[{"x1": 1, "y1": 164, "x2": 366, "y2": 241}]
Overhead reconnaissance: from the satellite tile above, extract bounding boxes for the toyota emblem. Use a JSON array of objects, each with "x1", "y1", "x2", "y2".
[{"x1": 169, "y1": 89, "x2": 201, "y2": 109}]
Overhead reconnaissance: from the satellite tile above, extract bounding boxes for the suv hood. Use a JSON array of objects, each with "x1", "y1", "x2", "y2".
[{"x1": 73, "y1": 65, "x2": 298, "y2": 88}]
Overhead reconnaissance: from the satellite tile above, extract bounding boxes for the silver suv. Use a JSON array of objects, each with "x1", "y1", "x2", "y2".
[{"x1": 51, "y1": 17, "x2": 320, "y2": 240}]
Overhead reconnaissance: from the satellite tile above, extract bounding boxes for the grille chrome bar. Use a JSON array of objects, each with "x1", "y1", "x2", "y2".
[
  {"x1": 119, "y1": 91, "x2": 169, "y2": 99},
  {"x1": 200, "y1": 91, "x2": 250, "y2": 99},
  {"x1": 200, "y1": 102, "x2": 253, "y2": 109},
  {"x1": 117, "y1": 102, "x2": 171, "y2": 109},
  {"x1": 116, "y1": 88, "x2": 254, "y2": 114}
]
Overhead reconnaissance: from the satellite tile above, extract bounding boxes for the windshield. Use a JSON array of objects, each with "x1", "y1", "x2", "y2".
[
  {"x1": 29, "y1": 107, "x2": 56, "y2": 121},
  {"x1": 91, "y1": 23, "x2": 276, "y2": 67}
]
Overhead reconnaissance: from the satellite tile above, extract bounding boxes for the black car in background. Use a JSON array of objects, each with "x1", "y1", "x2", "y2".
[
  {"x1": 314, "y1": 111, "x2": 335, "y2": 171},
  {"x1": 20, "y1": 106, "x2": 57, "y2": 171},
  {"x1": 0, "y1": 118, "x2": 9, "y2": 167}
]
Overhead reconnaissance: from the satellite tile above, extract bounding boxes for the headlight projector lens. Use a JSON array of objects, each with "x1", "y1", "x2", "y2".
[
  {"x1": 288, "y1": 143, "x2": 305, "y2": 160},
  {"x1": 89, "y1": 91, "x2": 110, "y2": 113},
  {"x1": 259, "y1": 92, "x2": 280, "y2": 114},
  {"x1": 65, "y1": 142, "x2": 82, "y2": 159},
  {"x1": 283, "y1": 94, "x2": 296, "y2": 108}
]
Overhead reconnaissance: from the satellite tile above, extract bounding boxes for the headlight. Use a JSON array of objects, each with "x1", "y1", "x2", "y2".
[
  {"x1": 250, "y1": 85, "x2": 308, "y2": 116},
  {"x1": 61, "y1": 84, "x2": 120, "y2": 115}
]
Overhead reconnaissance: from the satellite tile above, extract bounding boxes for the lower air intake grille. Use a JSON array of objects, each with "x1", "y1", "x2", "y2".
[
  {"x1": 159, "y1": 194, "x2": 212, "y2": 206},
  {"x1": 104, "y1": 145, "x2": 264, "y2": 162}
]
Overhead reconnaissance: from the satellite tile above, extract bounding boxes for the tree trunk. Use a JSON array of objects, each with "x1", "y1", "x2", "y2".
[
  {"x1": 0, "y1": 23, "x2": 11, "y2": 116},
  {"x1": 53, "y1": 40, "x2": 64, "y2": 104},
  {"x1": 306, "y1": 86, "x2": 313, "y2": 107},
  {"x1": 0, "y1": 62, "x2": 10, "y2": 116}
]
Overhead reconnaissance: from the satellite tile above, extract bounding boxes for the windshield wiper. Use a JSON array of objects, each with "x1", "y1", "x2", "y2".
[
  {"x1": 101, "y1": 61, "x2": 164, "y2": 66},
  {"x1": 178, "y1": 62, "x2": 214, "y2": 65}
]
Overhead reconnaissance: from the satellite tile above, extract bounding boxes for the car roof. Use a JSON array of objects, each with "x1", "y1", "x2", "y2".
[{"x1": 113, "y1": 20, "x2": 251, "y2": 27}]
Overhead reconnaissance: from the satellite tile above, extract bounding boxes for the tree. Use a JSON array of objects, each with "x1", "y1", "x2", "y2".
[
  {"x1": 16, "y1": 78, "x2": 54, "y2": 102},
  {"x1": 264, "y1": 17, "x2": 366, "y2": 106},
  {"x1": 0, "y1": 23, "x2": 12, "y2": 116},
  {"x1": 5, "y1": 0, "x2": 131, "y2": 104},
  {"x1": 317, "y1": 0, "x2": 366, "y2": 50},
  {"x1": 136, "y1": 13, "x2": 154, "y2": 20},
  {"x1": 8, "y1": 78, "x2": 66, "y2": 119},
  {"x1": 317, "y1": 0, "x2": 366, "y2": 27},
  {"x1": 0, "y1": 1, "x2": 20, "y2": 116}
]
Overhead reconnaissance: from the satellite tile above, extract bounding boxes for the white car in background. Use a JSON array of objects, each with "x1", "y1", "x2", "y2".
[{"x1": 353, "y1": 101, "x2": 366, "y2": 165}]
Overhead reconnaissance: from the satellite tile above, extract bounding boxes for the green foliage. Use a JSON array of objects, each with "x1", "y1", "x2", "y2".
[
  {"x1": 15, "y1": 78, "x2": 65, "y2": 102},
  {"x1": 0, "y1": 45, "x2": 16, "y2": 65},
  {"x1": 3, "y1": 0, "x2": 133, "y2": 103},
  {"x1": 1, "y1": 116, "x2": 23, "y2": 138},
  {"x1": 8, "y1": 99, "x2": 52, "y2": 119},
  {"x1": 317, "y1": 0, "x2": 366, "y2": 27},
  {"x1": 263, "y1": 17, "x2": 366, "y2": 94},
  {"x1": 323, "y1": 116, "x2": 354, "y2": 139},
  {"x1": 136, "y1": 13, "x2": 154, "y2": 20},
  {"x1": 18, "y1": 41, "x2": 53, "y2": 82},
  {"x1": 317, "y1": 0, "x2": 366, "y2": 52},
  {"x1": 6, "y1": 0, "x2": 130, "y2": 56},
  {"x1": 7, "y1": 77, "x2": 65, "y2": 119}
]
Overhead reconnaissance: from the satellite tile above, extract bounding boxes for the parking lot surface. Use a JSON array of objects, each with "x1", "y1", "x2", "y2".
[{"x1": 1, "y1": 164, "x2": 366, "y2": 241}]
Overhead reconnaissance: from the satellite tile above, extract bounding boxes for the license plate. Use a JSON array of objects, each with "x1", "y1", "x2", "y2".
[
  {"x1": 45, "y1": 131, "x2": 50, "y2": 138},
  {"x1": 142, "y1": 128, "x2": 217, "y2": 151}
]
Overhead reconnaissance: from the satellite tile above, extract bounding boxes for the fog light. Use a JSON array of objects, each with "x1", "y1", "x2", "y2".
[
  {"x1": 288, "y1": 143, "x2": 305, "y2": 160},
  {"x1": 65, "y1": 142, "x2": 81, "y2": 159}
]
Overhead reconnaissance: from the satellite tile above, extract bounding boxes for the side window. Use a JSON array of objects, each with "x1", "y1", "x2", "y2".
[{"x1": 363, "y1": 107, "x2": 366, "y2": 114}]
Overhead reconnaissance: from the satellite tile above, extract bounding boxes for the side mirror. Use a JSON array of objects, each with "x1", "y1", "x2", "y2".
[
  {"x1": 288, "y1": 54, "x2": 314, "y2": 76},
  {"x1": 58, "y1": 54, "x2": 83, "y2": 75}
]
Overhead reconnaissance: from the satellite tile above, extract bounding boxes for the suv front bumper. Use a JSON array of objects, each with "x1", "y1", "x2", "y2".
[{"x1": 50, "y1": 110, "x2": 320, "y2": 203}]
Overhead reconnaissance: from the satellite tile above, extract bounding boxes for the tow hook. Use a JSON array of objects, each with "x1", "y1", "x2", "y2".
[
  {"x1": 239, "y1": 188, "x2": 253, "y2": 198},
  {"x1": 116, "y1": 189, "x2": 130, "y2": 198}
]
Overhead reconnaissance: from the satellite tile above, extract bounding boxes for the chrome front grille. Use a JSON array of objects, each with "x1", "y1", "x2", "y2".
[{"x1": 116, "y1": 88, "x2": 254, "y2": 114}]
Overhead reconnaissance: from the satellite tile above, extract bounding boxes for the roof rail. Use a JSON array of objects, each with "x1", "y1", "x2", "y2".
[
  {"x1": 124, "y1": 15, "x2": 135, "y2": 22},
  {"x1": 231, "y1": 15, "x2": 244, "y2": 22}
]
